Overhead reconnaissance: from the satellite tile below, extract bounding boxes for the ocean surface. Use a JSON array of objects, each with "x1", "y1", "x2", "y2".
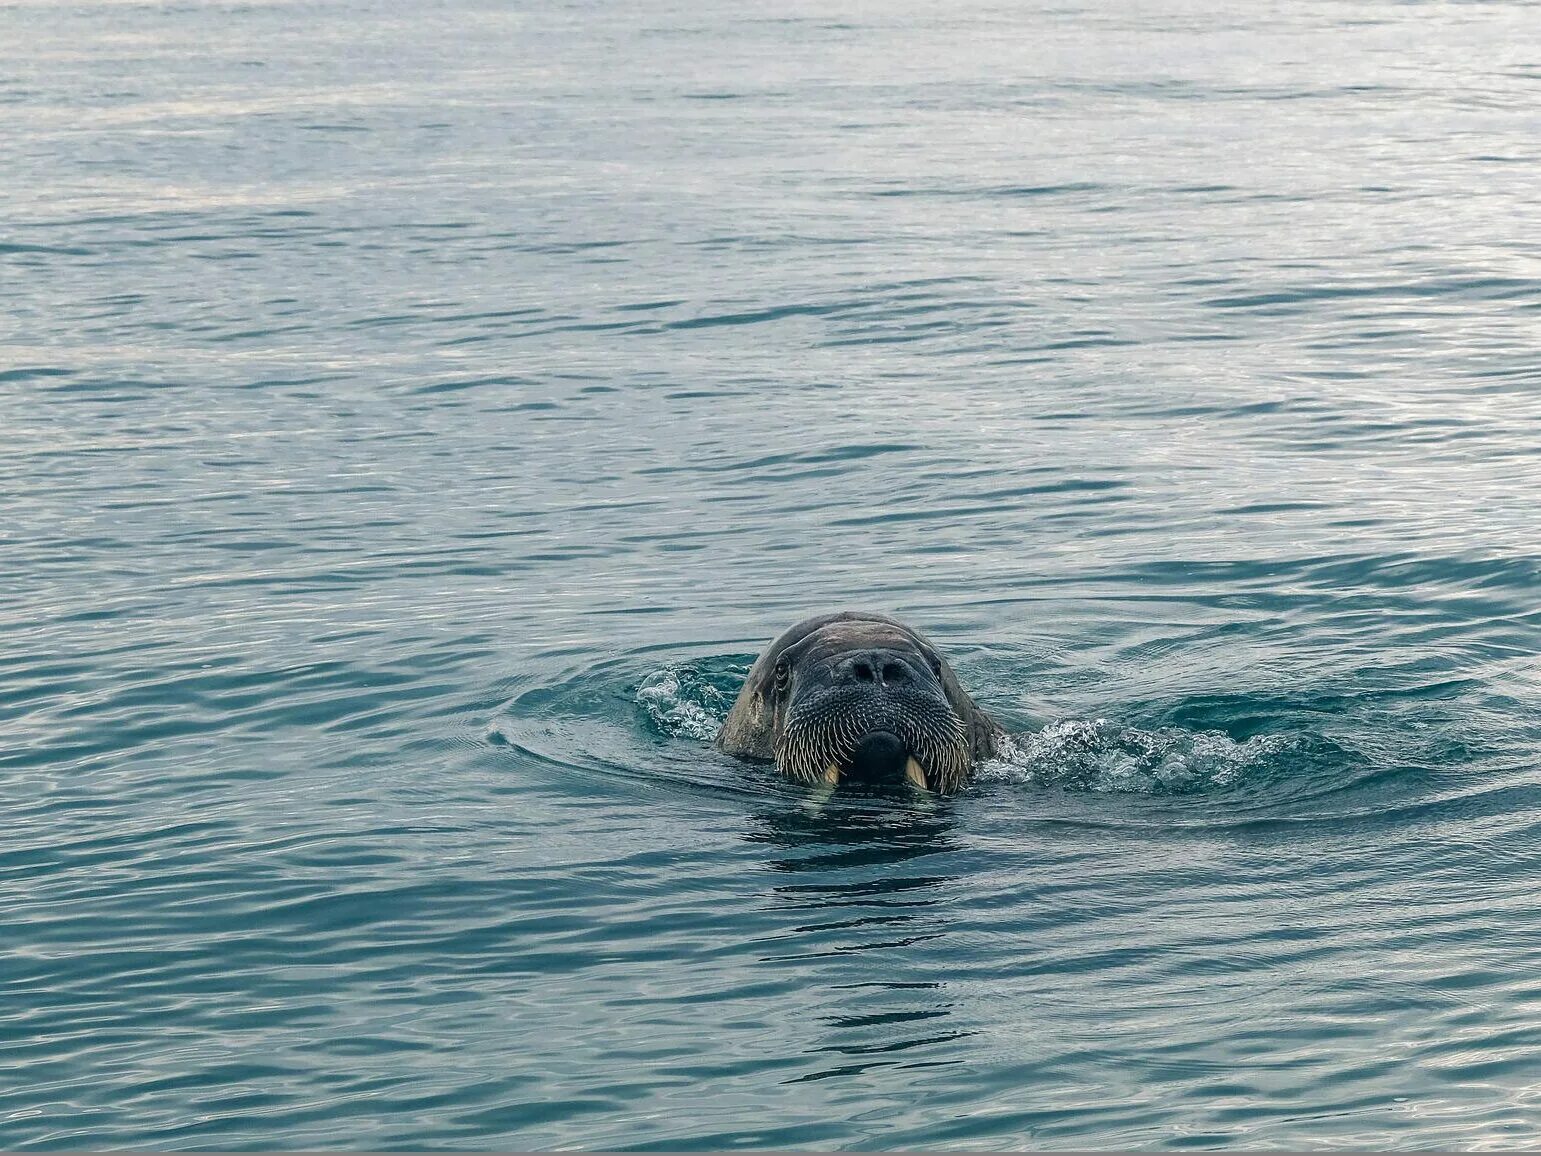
[{"x1": 3, "y1": 0, "x2": 1540, "y2": 1149}]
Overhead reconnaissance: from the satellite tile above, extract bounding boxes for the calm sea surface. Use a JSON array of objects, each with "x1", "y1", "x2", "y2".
[{"x1": 3, "y1": 0, "x2": 1540, "y2": 1149}]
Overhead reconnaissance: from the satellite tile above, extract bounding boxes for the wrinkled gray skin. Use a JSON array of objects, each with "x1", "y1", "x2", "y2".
[{"x1": 716, "y1": 611, "x2": 1003, "y2": 795}]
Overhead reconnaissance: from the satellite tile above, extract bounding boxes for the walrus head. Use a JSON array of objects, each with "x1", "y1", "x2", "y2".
[{"x1": 716, "y1": 612, "x2": 1002, "y2": 795}]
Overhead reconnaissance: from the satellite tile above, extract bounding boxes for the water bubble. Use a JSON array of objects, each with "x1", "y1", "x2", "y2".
[{"x1": 636, "y1": 665, "x2": 734, "y2": 742}]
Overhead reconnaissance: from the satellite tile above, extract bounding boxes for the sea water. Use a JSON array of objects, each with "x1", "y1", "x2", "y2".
[{"x1": 3, "y1": 0, "x2": 1540, "y2": 1148}]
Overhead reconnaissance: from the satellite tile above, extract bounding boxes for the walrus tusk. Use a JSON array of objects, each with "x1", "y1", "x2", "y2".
[
  {"x1": 802, "y1": 765, "x2": 841, "y2": 818},
  {"x1": 904, "y1": 757, "x2": 928, "y2": 791}
]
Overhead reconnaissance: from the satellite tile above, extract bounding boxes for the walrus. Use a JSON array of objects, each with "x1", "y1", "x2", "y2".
[{"x1": 717, "y1": 611, "x2": 1003, "y2": 794}]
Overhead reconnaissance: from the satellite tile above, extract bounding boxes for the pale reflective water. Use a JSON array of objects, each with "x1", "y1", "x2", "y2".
[{"x1": 4, "y1": 0, "x2": 1541, "y2": 1149}]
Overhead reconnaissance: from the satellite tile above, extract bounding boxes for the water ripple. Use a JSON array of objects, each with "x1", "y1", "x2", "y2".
[{"x1": 5, "y1": 0, "x2": 1541, "y2": 1147}]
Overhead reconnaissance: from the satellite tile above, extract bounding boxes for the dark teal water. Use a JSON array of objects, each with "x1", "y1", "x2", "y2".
[{"x1": 4, "y1": 0, "x2": 1541, "y2": 1149}]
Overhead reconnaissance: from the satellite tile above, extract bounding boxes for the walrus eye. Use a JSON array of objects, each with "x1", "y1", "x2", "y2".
[{"x1": 773, "y1": 660, "x2": 791, "y2": 692}]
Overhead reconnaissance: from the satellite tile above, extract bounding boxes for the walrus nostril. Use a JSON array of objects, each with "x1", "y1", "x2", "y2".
[
  {"x1": 847, "y1": 729, "x2": 907, "y2": 781},
  {"x1": 840, "y1": 652, "x2": 916, "y2": 687}
]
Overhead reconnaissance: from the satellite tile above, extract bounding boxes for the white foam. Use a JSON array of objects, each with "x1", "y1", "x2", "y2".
[{"x1": 979, "y1": 718, "x2": 1287, "y2": 794}]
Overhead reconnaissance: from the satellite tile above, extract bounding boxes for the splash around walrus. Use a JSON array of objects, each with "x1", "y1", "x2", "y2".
[{"x1": 717, "y1": 611, "x2": 1003, "y2": 794}]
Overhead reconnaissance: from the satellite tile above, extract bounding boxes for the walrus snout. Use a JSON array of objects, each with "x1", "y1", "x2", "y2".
[
  {"x1": 777, "y1": 670, "x2": 959, "y2": 793},
  {"x1": 849, "y1": 729, "x2": 907, "y2": 780}
]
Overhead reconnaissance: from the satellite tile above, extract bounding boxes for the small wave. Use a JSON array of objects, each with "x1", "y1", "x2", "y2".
[
  {"x1": 979, "y1": 718, "x2": 1289, "y2": 795},
  {"x1": 635, "y1": 664, "x2": 736, "y2": 741},
  {"x1": 635, "y1": 665, "x2": 1286, "y2": 796}
]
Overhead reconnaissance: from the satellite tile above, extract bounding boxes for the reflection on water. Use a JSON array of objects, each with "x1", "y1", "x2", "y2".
[
  {"x1": 749, "y1": 795, "x2": 961, "y2": 876},
  {"x1": 749, "y1": 800, "x2": 973, "y2": 1085}
]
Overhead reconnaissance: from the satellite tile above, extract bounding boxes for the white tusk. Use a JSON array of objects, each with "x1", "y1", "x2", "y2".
[
  {"x1": 904, "y1": 757, "x2": 929, "y2": 791},
  {"x1": 802, "y1": 765, "x2": 840, "y2": 818}
]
